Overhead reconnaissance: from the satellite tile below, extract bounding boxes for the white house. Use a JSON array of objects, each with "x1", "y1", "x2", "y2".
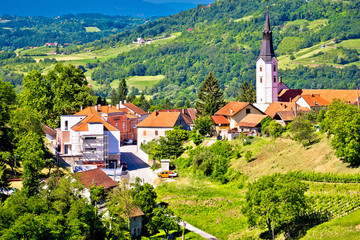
[
  {"x1": 136, "y1": 111, "x2": 188, "y2": 149},
  {"x1": 58, "y1": 114, "x2": 121, "y2": 168}
]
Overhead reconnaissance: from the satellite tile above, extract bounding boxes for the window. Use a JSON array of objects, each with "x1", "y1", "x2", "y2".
[
  {"x1": 132, "y1": 122, "x2": 136, "y2": 129},
  {"x1": 123, "y1": 122, "x2": 126, "y2": 130},
  {"x1": 116, "y1": 123, "x2": 118, "y2": 129},
  {"x1": 260, "y1": 77, "x2": 263, "y2": 83},
  {"x1": 273, "y1": 65, "x2": 276, "y2": 72},
  {"x1": 246, "y1": 109, "x2": 251, "y2": 114},
  {"x1": 114, "y1": 117, "x2": 120, "y2": 121},
  {"x1": 84, "y1": 137, "x2": 96, "y2": 140},
  {"x1": 143, "y1": 130, "x2": 146, "y2": 136},
  {"x1": 65, "y1": 120, "x2": 68, "y2": 130},
  {"x1": 155, "y1": 130, "x2": 158, "y2": 136},
  {"x1": 85, "y1": 148, "x2": 96, "y2": 151},
  {"x1": 273, "y1": 77, "x2": 276, "y2": 83},
  {"x1": 64, "y1": 145, "x2": 69, "y2": 154},
  {"x1": 260, "y1": 66, "x2": 262, "y2": 72}
]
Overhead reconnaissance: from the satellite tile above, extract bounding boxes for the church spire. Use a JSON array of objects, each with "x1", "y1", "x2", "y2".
[{"x1": 259, "y1": 5, "x2": 276, "y2": 62}]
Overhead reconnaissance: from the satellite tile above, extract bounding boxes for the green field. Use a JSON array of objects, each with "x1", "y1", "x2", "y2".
[
  {"x1": 19, "y1": 46, "x2": 53, "y2": 56},
  {"x1": 234, "y1": 15, "x2": 254, "y2": 22},
  {"x1": 110, "y1": 75, "x2": 165, "y2": 90},
  {"x1": 85, "y1": 27, "x2": 101, "y2": 32},
  {"x1": 301, "y1": 209, "x2": 360, "y2": 240}
]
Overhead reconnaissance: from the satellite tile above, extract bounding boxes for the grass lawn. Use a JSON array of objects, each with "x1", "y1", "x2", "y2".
[
  {"x1": 234, "y1": 15, "x2": 254, "y2": 22},
  {"x1": 338, "y1": 38, "x2": 360, "y2": 49},
  {"x1": 156, "y1": 176, "x2": 257, "y2": 240},
  {"x1": 85, "y1": 27, "x2": 101, "y2": 32},
  {"x1": 301, "y1": 209, "x2": 360, "y2": 240},
  {"x1": 19, "y1": 46, "x2": 53, "y2": 56},
  {"x1": 110, "y1": 75, "x2": 165, "y2": 90}
]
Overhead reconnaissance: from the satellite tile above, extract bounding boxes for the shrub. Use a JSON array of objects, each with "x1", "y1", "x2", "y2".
[{"x1": 244, "y1": 150, "x2": 253, "y2": 162}]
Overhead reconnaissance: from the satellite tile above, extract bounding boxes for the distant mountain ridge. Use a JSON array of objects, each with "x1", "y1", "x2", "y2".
[{"x1": 0, "y1": 0, "x2": 199, "y2": 17}]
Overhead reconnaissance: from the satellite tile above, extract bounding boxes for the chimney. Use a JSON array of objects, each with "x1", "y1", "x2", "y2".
[
  {"x1": 230, "y1": 109, "x2": 233, "y2": 114},
  {"x1": 97, "y1": 104, "x2": 101, "y2": 111},
  {"x1": 95, "y1": 105, "x2": 98, "y2": 111},
  {"x1": 108, "y1": 104, "x2": 112, "y2": 108},
  {"x1": 80, "y1": 106, "x2": 83, "y2": 111},
  {"x1": 116, "y1": 104, "x2": 120, "y2": 110},
  {"x1": 124, "y1": 100, "x2": 127, "y2": 104}
]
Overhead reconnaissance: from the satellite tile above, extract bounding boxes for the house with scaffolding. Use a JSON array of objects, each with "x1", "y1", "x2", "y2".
[{"x1": 58, "y1": 112, "x2": 121, "y2": 169}]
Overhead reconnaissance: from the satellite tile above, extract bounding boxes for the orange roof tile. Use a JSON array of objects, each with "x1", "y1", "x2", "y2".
[
  {"x1": 122, "y1": 103, "x2": 148, "y2": 116},
  {"x1": 137, "y1": 112, "x2": 181, "y2": 128},
  {"x1": 211, "y1": 115, "x2": 230, "y2": 125},
  {"x1": 214, "y1": 102, "x2": 249, "y2": 117},
  {"x1": 72, "y1": 114, "x2": 118, "y2": 132},
  {"x1": 237, "y1": 114, "x2": 267, "y2": 128},
  {"x1": 75, "y1": 105, "x2": 123, "y2": 116},
  {"x1": 299, "y1": 94, "x2": 331, "y2": 107},
  {"x1": 265, "y1": 102, "x2": 299, "y2": 118},
  {"x1": 275, "y1": 111, "x2": 295, "y2": 121},
  {"x1": 157, "y1": 108, "x2": 197, "y2": 125},
  {"x1": 129, "y1": 205, "x2": 145, "y2": 218},
  {"x1": 73, "y1": 168, "x2": 117, "y2": 190},
  {"x1": 279, "y1": 89, "x2": 359, "y2": 103}
]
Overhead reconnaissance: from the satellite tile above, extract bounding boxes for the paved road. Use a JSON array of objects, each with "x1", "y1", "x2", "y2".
[{"x1": 120, "y1": 145, "x2": 157, "y2": 186}]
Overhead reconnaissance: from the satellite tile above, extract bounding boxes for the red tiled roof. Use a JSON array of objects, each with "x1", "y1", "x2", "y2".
[
  {"x1": 129, "y1": 205, "x2": 145, "y2": 218},
  {"x1": 299, "y1": 94, "x2": 330, "y2": 107},
  {"x1": 214, "y1": 102, "x2": 249, "y2": 117},
  {"x1": 237, "y1": 114, "x2": 267, "y2": 128},
  {"x1": 211, "y1": 115, "x2": 230, "y2": 125},
  {"x1": 275, "y1": 111, "x2": 295, "y2": 121},
  {"x1": 42, "y1": 124, "x2": 56, "y2": 136},
  {"x1": 265, "y1": 102, "x2": 299, "y2": 118},
  {"x1": 73, "y1": 168, "x2": 117, "y2": 190},
  {"x1": 122, "y1": 103, "x2": 148, "y2": 116},
  {"x1": 157, "y1": 108, "x2": 197, "y2": 125},
  {"x1": 279, "y1": 89, "x2": 359, "y2": 103},
  {"x1": 75, "y1": 105, "x2": 123, "y2": 116},
  {"x1": 137, "y1": 112, "x2": 181, "y2": 128},
  {"x1": 72, "y1": 114, "x2": 118, "y2": 132}
]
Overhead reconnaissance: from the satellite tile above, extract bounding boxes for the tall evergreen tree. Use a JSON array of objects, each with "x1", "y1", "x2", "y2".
[
  {"x1": 118, "y1": 78, "x2": 128, "y2": 102},
  {"x1": 195, "y1": 71, "x2": 224, "y2": 116},
  {"x1": 110, "y1": 88, "x2": 119, "y2": 105},
  {"x1": 236, "y1": 80, "x2": 256, "y2": 103}
]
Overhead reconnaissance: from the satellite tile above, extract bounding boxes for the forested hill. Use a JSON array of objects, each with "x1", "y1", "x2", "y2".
[
  {"x1": 88, "y1": 0, "x2": 360, "y2": 104},
  {"x1": 0, "y1": 14, "x2": 151, "y2": 51}
]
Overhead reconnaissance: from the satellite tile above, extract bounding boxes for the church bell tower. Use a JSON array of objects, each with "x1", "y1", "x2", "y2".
[{"x1": 256, "y1": 5, "x2": 279, "y2": 104}]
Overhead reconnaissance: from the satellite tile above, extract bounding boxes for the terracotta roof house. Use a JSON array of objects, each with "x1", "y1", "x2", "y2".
[
  {"x1": 129, "y1": 205, "x2": 145, "y2": 237},
  {"x1": 157, "y1": 108, "x2": 197, "y2": 129},
  {"x1": 211, "y1": 115, "x2": 230, "y2": 134},
  {"x1": 237, "y1": 114, "x2": 268, "y2": 135},
  {"x1": 214, "y1": 102, "x2": 264, "y2": 129},
  {"x1": 58, "y1": 112, "x2": 121, "y2": 169},
  {"x1": 293, "y1": 94, "x2": 330, "y2": 109},
  {"x1": 119, "y1": 101, "x2": 149, "y2": 120},
  {"x1": 265, "y1": 102, "x2": 299, "y2": 118},
  {"x1": 73, "y1": 168, "x2": 117, "y2": 190},
  {"x1": 136, "y1": 111, "x2": 188, "y2": 149},
  {"x1": 279, "y1": 89, "x2": 359, "y2": 104}
]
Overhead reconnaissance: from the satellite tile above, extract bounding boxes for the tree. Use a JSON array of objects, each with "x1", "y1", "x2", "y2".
[
  {"x1": 21, "y1": 63, "x2": 93, "y2": 128},
  {"x1": 147, "y1": 207, "x2": 180, "y2": 236},
  {"x1": 242, "y1": 174, "x2": 308, "y2": 240},
  {"x1": 194, "y1": 116, "x2": 214, "y2": 136},
  {"x1": 132, "y1": 180, "x2": 157, "y2": 235},
  {"x1": 290, "y1": 114, "x2": 317, "y2": 146},
  {"x1": 235, "y1": 80, "x2": 256, "y2": 103},
  {"x1": 321, "y1": 100, "x2": 360, "y2": 165},
  {"x1": 262, "y1": 118, "x2": 283, "y2": 138},
  {"x1": 118, "y1": 78, "x2": 128, "y2": 102},
  {"x1": 110, "y1": 88, "x2": 119, "y2": 105},
  {"x1": 195, "y1": 71, "x2": 225, "y2": 116},
  {"x1": 162, "y1": 98, "x2": 173, "y2": 109},
  {"x1": 106, "y1": 181, "x2": 133, "y2": 238},
  {"x1": 0, "y1": 79, "x2": 16, "y2": 132}
]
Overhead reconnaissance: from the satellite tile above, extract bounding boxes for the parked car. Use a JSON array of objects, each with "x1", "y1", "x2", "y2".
[
  {"x1": 158, "y1": 171, "x2": 178, "y2": 178},
  {"x1": 120, "y1": 161, "x2": 127, "y2": 170},
  {"x1": 123, "y1": 139, "x2": 133, "y2": 145}
]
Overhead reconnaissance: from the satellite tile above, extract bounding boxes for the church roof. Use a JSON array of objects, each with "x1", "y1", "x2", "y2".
[{"x1": 258, "y1": 6, "x2": 276, "y2": 62}]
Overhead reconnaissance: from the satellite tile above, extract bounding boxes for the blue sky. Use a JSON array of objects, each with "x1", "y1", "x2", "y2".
[{"x1": 145, "y1": 0, "x2": 213, "y2": 3}]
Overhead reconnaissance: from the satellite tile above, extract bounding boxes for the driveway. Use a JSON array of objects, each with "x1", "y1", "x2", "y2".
[{"x1": 120, "y1": 145, "x2": 158, "y2": 186}]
